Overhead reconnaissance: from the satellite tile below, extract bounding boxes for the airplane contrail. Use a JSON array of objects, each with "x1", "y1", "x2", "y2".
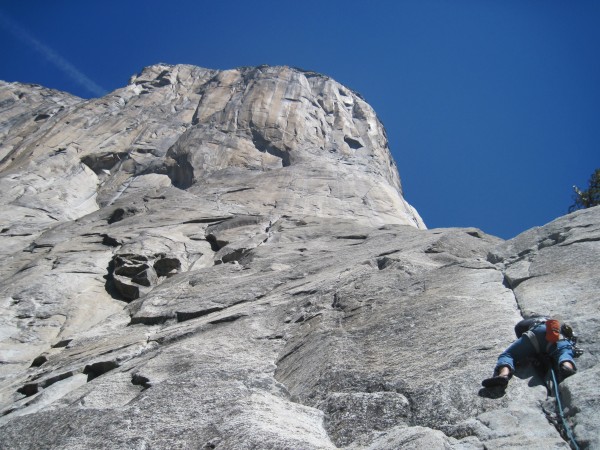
[{"x1": 0, "y1": 10, "x2": 106, "y2": 97}]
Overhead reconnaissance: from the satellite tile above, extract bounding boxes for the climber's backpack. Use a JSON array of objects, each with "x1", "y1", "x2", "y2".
[
  {"x1": 514, "y1": 317, "x2": 549, "y2": 354},
  {"x1": 514, "y1": 317, "x2": 548, "y2": 339},
  {"x1": 514, "y1": 317, "x2": 582, "y2": 357}
]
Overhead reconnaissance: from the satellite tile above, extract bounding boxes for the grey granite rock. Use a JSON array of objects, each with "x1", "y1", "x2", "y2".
[
  {"x1": 0, "y1": 65, "x2": 598, "y2": 449},
  {"x1": 489, "y1": 206, "x2": 600, "y2": 449}
]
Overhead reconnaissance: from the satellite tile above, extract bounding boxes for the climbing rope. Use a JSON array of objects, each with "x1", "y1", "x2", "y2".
[{"x1": 549, "y1": 367, "x2": 580, "y2": 450}]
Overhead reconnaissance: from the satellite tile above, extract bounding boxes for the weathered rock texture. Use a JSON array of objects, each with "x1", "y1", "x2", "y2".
[{"x1": 0, "y1": 64, "x2": 598, "y2": 449}]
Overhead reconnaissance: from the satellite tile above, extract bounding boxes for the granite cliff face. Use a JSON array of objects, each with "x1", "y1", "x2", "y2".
[{"x1": 0, "y1": 64, "x2": 598, "y2": 449}]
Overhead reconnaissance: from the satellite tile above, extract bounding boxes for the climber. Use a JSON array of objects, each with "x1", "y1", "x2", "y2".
[{"x1": 482, "y1": 318, "x2": 579, "y2": 388}]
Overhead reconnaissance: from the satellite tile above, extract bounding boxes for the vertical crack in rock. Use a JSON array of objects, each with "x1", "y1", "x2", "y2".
[
  {"x1": 497, "y1": 263, "x2": 533, "y2": 320},
  {"x1": 541, "y1": 398, "x2": 580, "y2": 450},
  {"x1": 490, "y1": 241, "x2": 589, "y2": 449}
]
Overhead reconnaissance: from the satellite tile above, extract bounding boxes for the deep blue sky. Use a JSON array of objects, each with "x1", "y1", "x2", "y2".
[{"x1": 1, "y1": 1, "x2": 599, "y2": 239}]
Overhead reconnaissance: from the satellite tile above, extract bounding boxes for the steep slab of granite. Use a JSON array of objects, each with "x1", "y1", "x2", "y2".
[
  {"x1": 2, "y1": 210, "x2": 597, "y2": 448},
  {"x1": 0, "y1": 63, "x2": 424, "y2": 381},
  {"x1": 0, "y1": 64, "x2": 423, "y2": 230},
  {"x1": 0, "y1": 64, "x2": 598, "y2": 448}
]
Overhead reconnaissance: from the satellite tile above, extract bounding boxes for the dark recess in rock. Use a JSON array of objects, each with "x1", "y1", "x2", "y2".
[
  {"x1": 81, "y1": 152, "x2": 128, "y2": 175},
  {"x1": 166, "y1": 154, "x2": 194, "y2": 189},
  {"x1": 18, "y1": 371, "x2": 75, "y2": 397},
  {"x1": 205, "y1": 234, "x2": 222, "y2": 252},
  {"x1": 291, "y1": 289, "x2": 318, "y2": 297},
  {"x1": 220, "y1": 248, "x2": 249, "y2": 264},
  {"x1": 176, "y1": 307, "x2": 225, "y2": 323},
  {"x1": 224, "y1": 187, "x2": 254, "y2": 194},
  {"x1": 344, "y1": 136, "x2": 363, "y2": 149},
  {"x1": 154, "y1": 257, "x2": 181, "y2": 277},
  {"x1": 376, "y1": 257, "x2": 393, "y2": 270},
  {"x1": 107, "y1": 208, "x2": 125, "y2": 224},
  {"x1": 183, "y1": 217, "x2": 230, "y2": 224},
  {"x1": 466, "y1": 230, "x2": 484, "y2": 239},
  {"x1": 336, "y1": 234, "x2": 368, "y2": 240},
  {"x1": 17, "y1": 384, "x2": 39, "y2": 397},
  {"x1": 101, "y1": 234, "x2": 121, "y2": 247},
  {"x1": 107, "y1": 207, "x2": 139, "y2": 224},
  {"x1": 114, "y1": 261, "x2": 148, "y2": 278},
  {"x1": 250, "y1": 128, "x2": 291, "y2": 167},
  {"x1": 51, "y1": 339, "x2": 72, "y2": 349},
  {"x1": 113, "y1": 276, "x2": 141, "y2": 301},
  {"x1": 30, "y1": 355, "x2": 48, "y2": 367},
  {"x1": 129, "y1": 314, "x2": 172, "y2": 326},
  {"x1": 104, "y1": 258, "x2": 126, "y2": 301},
  {"x1": 207, "y1": 215, "x2": 266, "y2": 232},
  {"x1": 84, "y1": 361, "x2": 119, "y2": 381},
  {"x1": 152, "y1": 70, "x2": 172, "y2": 87},
  {"x1": 131, "y1": 269, "x2": 155, "y2": 287},
  {"x1": 24, "y1": 242, "x2": 54, "y2": 253},
  {"x1": 109, "y1": 254, "x2": 160, "y2": 300},
  {"x1": 42, "y1": 372, "x2": 75, "y2": 388},
  {"x1": 131, "y1": 373, "x2": 152, "y2": 389},
  {"x1": 208, "y1": 313, "x2": 247, "y2": 324}
]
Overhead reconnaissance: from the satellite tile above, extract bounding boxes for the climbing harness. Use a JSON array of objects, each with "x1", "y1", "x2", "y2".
[
  {"x1": 549, "y1": 366, "x2": 580, "y2": 450},
  {"x1": 522, "y1": 325, "x2": 556, "y2": 355}
]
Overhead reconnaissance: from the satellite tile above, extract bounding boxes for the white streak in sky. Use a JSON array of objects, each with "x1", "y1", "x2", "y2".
[{"x1": 0, "y1": 10, "x2": 106, "y2": 97}]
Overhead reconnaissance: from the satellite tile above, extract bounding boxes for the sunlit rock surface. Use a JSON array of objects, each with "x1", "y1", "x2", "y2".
[{"x1": 0, "y1": 65, "x2": 598, "y2": 449}]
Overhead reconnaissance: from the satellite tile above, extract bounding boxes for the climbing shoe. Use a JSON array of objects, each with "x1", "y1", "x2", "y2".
[
  {"x1": 482, "y1": 375, "x2": 509, "y2": 388},
  {"x1": 560, "y1": 363, "x2": 576, "y2": 380}
]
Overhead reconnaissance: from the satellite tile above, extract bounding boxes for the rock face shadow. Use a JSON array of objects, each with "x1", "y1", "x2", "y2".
[
  {"x1": 103, "y1": 258, "x2": 124, "y2": 301},
  {"x1": 478, "y1": 361, "x2": 549, "y2": 399},
  {"x1": 515, "y1": 361, "x2": 550, "y2": 390}
]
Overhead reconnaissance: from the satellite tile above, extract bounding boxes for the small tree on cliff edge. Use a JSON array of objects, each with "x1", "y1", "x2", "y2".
[{"x1": 569, "y1": 168, "x2": 600, "y2": 212}]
